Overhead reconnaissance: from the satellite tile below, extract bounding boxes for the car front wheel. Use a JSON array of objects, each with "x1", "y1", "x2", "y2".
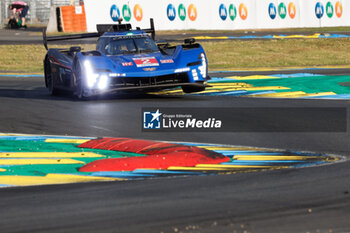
[
  {"x1": 73, "y1": 62, "x2": 88, "y2": 100},
  {"x1": 44, "y1": 57, "x2": 59, "y2": 96}
]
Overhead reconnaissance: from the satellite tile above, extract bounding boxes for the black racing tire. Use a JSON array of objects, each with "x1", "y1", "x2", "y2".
[
  {"x1": 73, "y1": 61, "x2": 89, "y2": 100},
  {"x1": 182, "y1": 85, "x2": 206, "y2": 93},
  {"x1": 44, "y1": 57, "x2": 59, "y2": 96}
]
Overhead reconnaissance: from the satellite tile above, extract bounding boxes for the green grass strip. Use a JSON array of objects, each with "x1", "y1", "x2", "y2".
[{"x1": 244, "y1": 75, "x2": 350, "y2": 94}]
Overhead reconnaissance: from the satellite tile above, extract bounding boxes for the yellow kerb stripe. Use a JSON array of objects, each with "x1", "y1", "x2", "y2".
[
  {"x1": 45, "y1": 139, "x2": 90, "y2": 144},
  {"x1": 0, "y1": 159, "x2": 84, "y2": 165},
  {"x1": 0, "y1": 174, "x2": 123, "y2": 186},
  {"x1": 303, "y1": 92, "x2": 336, "y2": 97},
  {"x1": 167, "y1": 164, "x2": 285, "y2": 171},
  {"x1": 225, "y1": 75, "x2": 280, "y2": 80},
  {"x1": 167, "y1": 166, "x2": 229, "y2": 171},
  {"x1": 249, "y1": 91, "x2": 306, "y2": 97},
  {"x1": 0, "y1": 152, "x2": 104, "y2": 158},
  {"x1": 193, "y1": 36, "x2": 229, "y2": 40}
]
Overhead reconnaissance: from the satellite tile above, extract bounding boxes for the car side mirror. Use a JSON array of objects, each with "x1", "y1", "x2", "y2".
[
  {"x1": 184, "y1": 38, "x2": 195, "y2": 45},
  {"x1": 70, "y1": 46, "x2": 81, "y2": 53}
]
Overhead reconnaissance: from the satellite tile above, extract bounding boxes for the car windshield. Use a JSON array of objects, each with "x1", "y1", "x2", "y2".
[{"x1": 99, "y1": 36, "x2": 159, "y2": 55}]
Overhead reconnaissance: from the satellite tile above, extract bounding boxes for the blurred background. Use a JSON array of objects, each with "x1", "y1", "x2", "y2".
[{"x1": 0, "y1": 0, "x2": 84, "y2": 28}]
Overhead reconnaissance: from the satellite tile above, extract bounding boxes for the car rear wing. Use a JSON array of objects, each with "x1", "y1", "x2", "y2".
[
  {"x1": 42, "y1": 30, "x2": 99, "y2": 50},
  {"x1": 43, "y1": 18, "x2": 156, "y2": 50}
]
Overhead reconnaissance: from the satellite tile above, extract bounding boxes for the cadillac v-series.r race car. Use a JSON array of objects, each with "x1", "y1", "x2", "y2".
[{"x1": 43, "y1": 19, "x2": 209, "y2": 99}]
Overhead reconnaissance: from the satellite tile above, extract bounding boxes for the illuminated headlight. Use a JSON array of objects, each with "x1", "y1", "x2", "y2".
[
  {"x1": 174, "y1": 67, "x2": 190, "y2": 73},
  {"x1": 84, "y1": 60, "x2": 98, "y2": 88},
  {"x1": 192, "y1": 69, "x2": 198, "y2": 80},
  {"x1": 109, "y1": 73, "x2": 126, "y2": 77},
  {"x1": 198, "y1": 53, "x2": 207, "y2": 78},
  {"x1": 98, "y1": 75, "x2": 109, "y2": 90}
]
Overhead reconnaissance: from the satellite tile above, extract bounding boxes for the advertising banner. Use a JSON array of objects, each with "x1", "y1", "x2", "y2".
[{"x1": 84, "y1": 0, "x2": 349, "y2": 31}]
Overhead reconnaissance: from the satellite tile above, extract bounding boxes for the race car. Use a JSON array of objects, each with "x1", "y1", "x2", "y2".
[{"x1": 43, "y1": 19, "x2": 209, "y2": 99}]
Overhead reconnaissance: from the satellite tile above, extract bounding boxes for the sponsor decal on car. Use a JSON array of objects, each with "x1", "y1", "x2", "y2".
[
  {"x1": 122, "y1": 62, "x2": 133, "y2": 66},
  {"x1": 143, "y1": 68, "x2": 157, "y2": 71},
  {"x1": 160, "y1": 59, "x2": 174, "y2": 64},
  {"x1": 133, "y1": 57, "x2": 159, "y2": 67}
]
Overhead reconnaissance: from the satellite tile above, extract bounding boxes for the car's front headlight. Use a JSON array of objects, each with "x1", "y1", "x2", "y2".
[
  {"x1": 98, "y1": 74, "x2": 109, "y2": 90},
  {"x1": 198, "y1": 53, "x2": 207, "y2": 79},
  {"x1": 84, "y1": 60, "x2": 98, "y2": 88}
]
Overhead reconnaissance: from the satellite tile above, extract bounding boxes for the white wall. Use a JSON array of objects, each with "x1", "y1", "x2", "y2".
[
  {"x1": 84, "y1": 0, "x2": 350, "y2": 32},
  {"x1": 0, "y1": 0, "x2": 3, "y2": 29}
]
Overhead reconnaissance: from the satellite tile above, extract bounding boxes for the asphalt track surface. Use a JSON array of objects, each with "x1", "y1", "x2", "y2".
[
  {"x1": 0, "y1": 69, "x2": 349, "y2": 233},
  {"x1": 1, "y1": 25, "x2": 350, "y2": 233}
]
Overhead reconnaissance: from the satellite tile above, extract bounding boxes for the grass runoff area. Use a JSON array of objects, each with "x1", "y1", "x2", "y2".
[{"x1": 1, "y1": 32, "x2": 350, "y2": 72}]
